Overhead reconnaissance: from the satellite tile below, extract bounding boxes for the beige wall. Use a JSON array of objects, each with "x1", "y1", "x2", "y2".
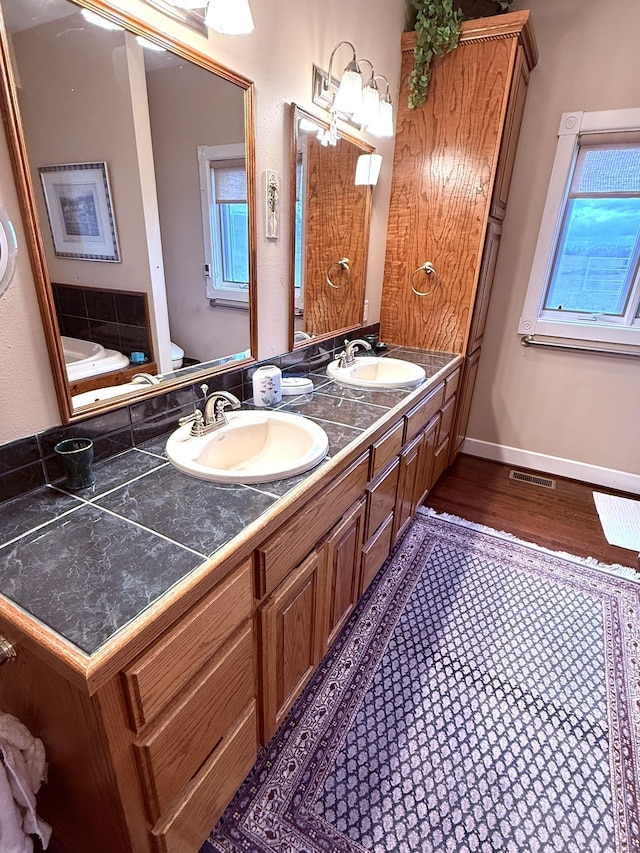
[
  {"x1": 0, "y1": 0, "x2": 404, "y2": 443},
  {"x1": 467, "y1": 0, "x2": 640, "y2": 486},
  {"x1": 14, "y1": 19, "x2": 154, "y2": 295},
  {"x1": 146, "y1": 62, "x2": 249, "y2": 362}
]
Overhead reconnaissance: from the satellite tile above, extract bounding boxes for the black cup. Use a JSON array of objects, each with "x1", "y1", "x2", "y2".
[{"x1": 54, "y1": 438, "x2": 96, "y2": 490}]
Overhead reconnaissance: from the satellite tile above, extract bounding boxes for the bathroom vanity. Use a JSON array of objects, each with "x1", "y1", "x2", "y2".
[{"x1": 0, "y1": 350, "x2": 461, "y2": 853}]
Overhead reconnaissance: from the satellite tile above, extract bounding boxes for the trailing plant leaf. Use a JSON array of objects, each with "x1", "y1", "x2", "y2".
[{"x1": 408, "y1": 0, "x2": 463, "y2": 109}]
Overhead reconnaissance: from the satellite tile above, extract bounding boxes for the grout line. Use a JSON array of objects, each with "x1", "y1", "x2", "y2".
[
  {"x1": 54, "y1": 461, "x2": 170, "y2": 505},
  {"x1": 84, "y1": 502, "x2": 208, "y2": 559},
  {"x1": 0, "y1": 493, "x2": 87, "y2": 552}
]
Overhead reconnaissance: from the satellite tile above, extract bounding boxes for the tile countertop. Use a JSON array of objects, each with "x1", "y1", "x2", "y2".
[{"x1": 0, "y1": 347, "x2": 457, "y2": 656}]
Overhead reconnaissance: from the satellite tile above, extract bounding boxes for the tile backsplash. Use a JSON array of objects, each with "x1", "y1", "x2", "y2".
[{"x1": 0, "y1": 326, "x2": 380, "y2": 504}]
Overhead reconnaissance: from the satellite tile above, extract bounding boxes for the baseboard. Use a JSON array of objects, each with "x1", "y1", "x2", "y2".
[{"x1": 461, "y1": 438, "x2": 640, "y2": 495}]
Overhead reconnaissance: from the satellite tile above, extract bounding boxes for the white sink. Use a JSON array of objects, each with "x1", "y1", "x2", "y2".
[
  {"x1": 166, "y1": 410, "x2": 329, "y2": 484},
  {"x1": 327, "y1": 356, "x2": 426, "y2": 389}
]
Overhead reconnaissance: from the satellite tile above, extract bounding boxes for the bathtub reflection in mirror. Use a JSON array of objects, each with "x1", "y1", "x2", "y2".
[{"x1": 0, "y1": 0, "x2": 257, "y2": 419}]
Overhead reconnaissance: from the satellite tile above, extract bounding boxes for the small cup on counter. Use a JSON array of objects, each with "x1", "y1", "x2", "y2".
[{"x1": 54, "y1": 438, "x2": 96, "y2": 490}]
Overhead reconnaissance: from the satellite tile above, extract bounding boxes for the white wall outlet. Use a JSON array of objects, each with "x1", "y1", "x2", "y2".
[{"x1": 363, "y1": 299, "x2": 369, "y2": 322}]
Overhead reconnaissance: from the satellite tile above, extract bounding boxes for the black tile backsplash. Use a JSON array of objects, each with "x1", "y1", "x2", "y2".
[
  {"x1": 52, "y1": 283, "x2": 152, "y2": 361},
  {"x1": 0, "y1": 324, "x2": 381, "y2": 505}
]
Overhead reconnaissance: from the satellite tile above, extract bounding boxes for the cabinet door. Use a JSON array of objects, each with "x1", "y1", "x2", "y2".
[
  {"x1": 259, "y1": 548, "x2": 327, "y2": 741},
  {"x1": 490, "y1": 46, "x2": 529, "y2": 220},
  {"x1": 415, "y1": 414, "x2": 440, "y2": 508},
  {"x1": 381, "y1": 33, "x2": 516, "y2": 353},
  {"x1": 324, "y1": 499, "x2": 366, "y2": 651},
  {"x1": 449, "y1": 348, "x2": 482, "y2": 465},
  {"x1": 467, "y1": 218, "x2": 502, "y2": 354},
  {"x1": 392, "y1": 433, "x2": 423, "y2": 546}
]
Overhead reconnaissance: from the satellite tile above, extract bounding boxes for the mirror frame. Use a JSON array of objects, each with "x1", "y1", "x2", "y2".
[
  {"x1": 288, "y1": 103, "x2": 374, "y2": 351},
  {"x1": 0, "y1": 0, "x2": 258, "y2": 423}
]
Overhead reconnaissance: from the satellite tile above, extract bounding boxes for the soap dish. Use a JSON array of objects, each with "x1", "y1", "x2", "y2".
[{"x1": 281, "y1": 377, "x2": 314, "y2": 395}]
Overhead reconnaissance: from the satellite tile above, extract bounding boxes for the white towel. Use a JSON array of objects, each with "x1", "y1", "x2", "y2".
[{"x1": 0, "y1": 713, "x2": 51, "y2": 852}]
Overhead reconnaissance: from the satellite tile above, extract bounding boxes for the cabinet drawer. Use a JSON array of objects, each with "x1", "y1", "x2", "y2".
[
  {"x1": 137, "y1": 623, "x2": 254, "y2": 819},
  {"x1": 445, "y1": 367, "x2": 461, "y2": 401},
  {"x1": 438, "y1": 395, "x2": 456, "y2": 444},
  {"x1": 369, "y1": 420, "x2": 404, "y2": 481},
  {"x1": 361, "y1": 512, "x2": 394, "y2": 596},
  {"x1": 123, "y1": 560, "x2": 253, "y2": 731},
  {"x1": 366, "y1": 458, "x2": 399, "y2": 540},
  {"x1": 256, "y1": 453, "x2": 369, "y2": 597},
  {"x1": 404, "y1": 383, "x2": 445, "y2": 443},
  {"x1": 154, "y1": 701, "x2": 257, "y2": 853}
]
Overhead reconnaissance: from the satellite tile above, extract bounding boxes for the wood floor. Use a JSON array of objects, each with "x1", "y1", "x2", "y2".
[{"x1": 425, "y1": 454, "x2": 639, "y2": 571}]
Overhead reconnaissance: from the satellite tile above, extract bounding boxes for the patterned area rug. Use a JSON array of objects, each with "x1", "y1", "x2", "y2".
[{"x1": 203, "y1": 511, "x2": 640, "y2": 853}]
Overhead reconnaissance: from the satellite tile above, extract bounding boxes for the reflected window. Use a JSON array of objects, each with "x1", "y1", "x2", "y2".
[{"x1": 198, "y1": 144, "x2": 249, "y2": 304}]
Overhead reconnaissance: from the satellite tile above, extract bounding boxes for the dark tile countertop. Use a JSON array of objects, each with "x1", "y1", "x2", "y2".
[{"x1": 0, "y1": 347, "x2": 456, "y2": 656}]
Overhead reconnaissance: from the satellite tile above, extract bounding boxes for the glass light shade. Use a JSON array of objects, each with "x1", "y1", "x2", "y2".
[
  {"x1": 205, "y1": 0, "x2": 255, "y2": 34},
  {"x1": 358, "y1": 83, "x2": 380, "y2": 129},
  {"x1": 333, "y1": 65, "x2": 363, "y2": 116},
  {"x1": 369, "y1": 98, "x2": 394, "y2": 138},
  {"x1": 355, "y1": 153, "x2": 383, "y2": 186}
]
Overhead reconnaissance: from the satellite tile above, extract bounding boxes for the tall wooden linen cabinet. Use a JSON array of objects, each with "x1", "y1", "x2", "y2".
[{"x1": 381, "y1": 11, "x2": 538, "y2": 466}]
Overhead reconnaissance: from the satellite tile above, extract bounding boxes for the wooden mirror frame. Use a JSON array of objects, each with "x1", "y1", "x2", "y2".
[
  {"x1": 288, "y1": 103, "x2": 374, "y2": 351},
  {"x1": 0, "y1": 0, "x2": 258, "y2": 423}
]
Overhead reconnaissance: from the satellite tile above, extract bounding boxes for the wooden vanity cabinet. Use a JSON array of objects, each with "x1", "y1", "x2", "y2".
[
  {"x1": 0, "y1": 362, "x2": 466, "y2": 853},
  {"x1": 259, "y1": 547, "x2": 328, "y2": 742}
]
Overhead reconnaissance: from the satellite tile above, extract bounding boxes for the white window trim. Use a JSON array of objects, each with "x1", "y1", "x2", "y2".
[
  {"x1": 519, "y1": 107, "x2": 640, "y2": 348},
  {"x1": 197, "y1": 143, "x2": 248, "y2": 305}
]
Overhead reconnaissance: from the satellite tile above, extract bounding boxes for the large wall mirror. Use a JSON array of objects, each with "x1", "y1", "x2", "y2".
[
  {"x1": 289, "y1": 104, "x2": 374, "y2": 349},
  {"x1": 0, "y1": 0, "x2": 257, "y2": 420}
]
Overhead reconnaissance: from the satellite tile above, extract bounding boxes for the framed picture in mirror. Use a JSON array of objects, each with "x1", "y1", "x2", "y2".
[{"x1": 38, "y1": 162, "x2": 120, "y2": 262}]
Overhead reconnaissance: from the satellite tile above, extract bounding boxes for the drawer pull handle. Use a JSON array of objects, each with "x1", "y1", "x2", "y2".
[{"x1": 0, "y1": 637, "x2": 16, "y2": 667}]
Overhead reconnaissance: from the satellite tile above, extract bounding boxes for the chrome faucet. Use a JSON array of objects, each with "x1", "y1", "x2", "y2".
[
  {"x1": 131, "y1": 372, "x2": 161, "y2": 385},
  {"x1": 203, "y1": 389, "x2": 241, "y2": 427},
  {"x1": 178, "y1": 385, "x2": 241, "y2": 436},
  {"x1": 337, "y1": 338, "x2": 372, "y2": 368}
]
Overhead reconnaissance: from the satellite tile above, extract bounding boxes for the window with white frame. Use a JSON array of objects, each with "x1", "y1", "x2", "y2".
[
  {"x1": 198, "y1": 144, "x2": 249, "y2": 305},
  {"x1": 519, "y1": 108, "x2": 640, "y2": 349}
]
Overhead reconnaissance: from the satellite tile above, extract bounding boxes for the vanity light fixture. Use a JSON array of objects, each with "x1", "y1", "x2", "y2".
[
  {"x1": 205, "y1": 0, "x2": 255, "y2": 34},
  {"x1": 367, "y1": 76, "x2": 394, "y2": 138},
  {"x1": 312, "y1": 45, "x2": 394, "y2": 138},
  {"x1": 351, "y1": 60, "x2": 380, "y2": 131},
  {"x1": 163, "y1": 0, "x2": 255, "y2": 34},
  {"x1": 355, "y1": 153, "x2": 383, "y2": 186}
]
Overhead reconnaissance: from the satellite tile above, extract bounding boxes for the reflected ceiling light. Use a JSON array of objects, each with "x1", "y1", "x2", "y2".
[
  {"x1": 81, "y1": 9, "x2": 124, "y2": 31},
  {"x1": 299, "y1": 118, "x2": 320, "y2": 133},
  {"x1": 355, "y1": 153, "x2": 383, "y2": 186},
  {"x1": 135, "y1": 35, "x2": 166, "y2": 52},
  {"x1": 205, "y1": 0, "x2": 255, "y2": 34}
]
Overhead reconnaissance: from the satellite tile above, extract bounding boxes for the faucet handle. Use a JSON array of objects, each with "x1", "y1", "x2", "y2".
[{"x1": 178, "y1": 408, "x2": 204, "y2": 436}]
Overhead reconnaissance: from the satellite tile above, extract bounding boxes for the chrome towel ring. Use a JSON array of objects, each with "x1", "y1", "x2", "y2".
[
  {"x1": 411, "y1": 261, "x2": 440, "y2": 297},
  {"x1": 326, "y1": 257, "x2": 351, "y2": 289}
]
